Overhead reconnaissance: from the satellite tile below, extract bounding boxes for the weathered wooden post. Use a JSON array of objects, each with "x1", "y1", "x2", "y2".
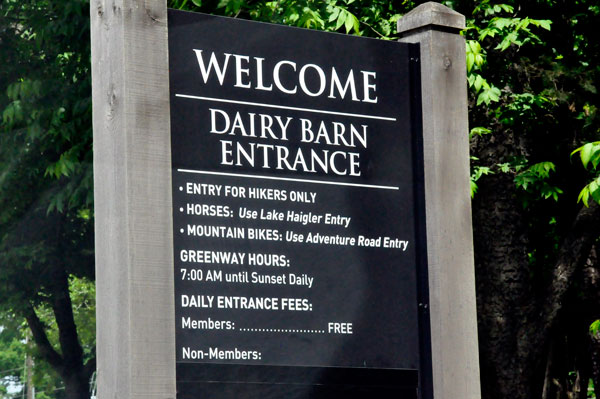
[
  {"x1": 398, "y1": 3, "x2": 482, "y2": 399},
  {"x1": 90, "y1": 0, "x2": 176, "y2": 397}
]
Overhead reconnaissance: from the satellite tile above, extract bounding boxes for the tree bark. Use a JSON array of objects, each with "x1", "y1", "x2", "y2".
[
  {"x1": 25, "y1": 265, "x2": 95, "y2": 399},
  {"x1": 63, "y1": 371, "x2": 92, "y2": 399},
  {"x1": 473, "y1": 123, "x2": 600, "y2": 399},
  {"x1": 472, "y1": 128, "x2": 535, "y2": 399},
  {"x1": 583, "y1": 248, "x2": 600, "y2": 399},
  {"x1": 542, "y1": 340, "x2": 554, "y2": 399},
  {"x1": 52, "y1": 267, "x2": 92, "y2": 399},
  {"x1": 473, "y1": 173, "x2": 536, "y2": 399},
  {"x1": 592, "y1": 333, "x2": 600, "y2": 399}
]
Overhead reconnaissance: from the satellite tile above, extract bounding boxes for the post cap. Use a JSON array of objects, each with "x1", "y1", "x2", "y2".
[{"x1": 397, "y1": 2, "x2": 465, "y2": 35}]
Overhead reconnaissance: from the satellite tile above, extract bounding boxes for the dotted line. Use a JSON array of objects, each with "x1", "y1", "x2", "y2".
[{"x1": 239, "y1": 328, "x2": 325, "y2": 334}]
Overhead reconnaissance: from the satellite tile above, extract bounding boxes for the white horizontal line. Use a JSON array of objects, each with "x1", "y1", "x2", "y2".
[
  {"x1": 177, "y1": 169, "x2": 399, "y2": 190},
  {"x1": 175, "y1": 94, "x2": 397, "y2": 121}
]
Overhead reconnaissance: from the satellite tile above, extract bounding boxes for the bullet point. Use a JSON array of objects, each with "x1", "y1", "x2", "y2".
[
  {"x1": 180, "y1": 228, "x2": 184, "y2": 233},
  {"x1": 179, "y1": 207, "x2": 184, "y2": 212},
  {"x1": 179, "y1": 186, "x2": 183, "y2": 191}
]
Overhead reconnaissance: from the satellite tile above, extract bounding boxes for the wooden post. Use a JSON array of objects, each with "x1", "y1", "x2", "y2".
[
  {"x1": 90, "y1": 0, "x2": 176, "y2": 397},
  {"x1": 398, "y1": 3, "x2": 482, "y2": 399}
]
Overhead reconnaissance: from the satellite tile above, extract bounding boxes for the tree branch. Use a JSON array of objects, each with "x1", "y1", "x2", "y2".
[
  {"x1": 520, "y1": 202, "x2": 600, "y2": 380},
  {"x1": 83, "y1": 356, "x2": 97, "y2": 380},
  {"x1": 359, "y1": 21, "x2": 386, "y2": 38},
  {"x1": 49, "y1": 255, "x2": 84, "y2": 373},
  {"x1": 24, "y1": 304, "x2": 64, "y2": 371}
]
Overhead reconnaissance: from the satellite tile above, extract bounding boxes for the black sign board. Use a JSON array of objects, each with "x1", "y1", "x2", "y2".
[{"x1": 168, "y1": 9, "x2": 431, "y2": 398}]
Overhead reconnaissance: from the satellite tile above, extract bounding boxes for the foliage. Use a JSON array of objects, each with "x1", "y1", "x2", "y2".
[
  {"x1": 0, "y1": 313, "x2": 63, "y2": 399},
  {"x1": 457, "y1": 1, "x2": 600, "y2": 398},
  {"x1": 464, "y1": 2, "x2": 551, "y2": 106},
  {"x1": 0, "y1": 0, "x2": 93, "y2": 216},
  {"x1": 591, "y1": 320, "x2": 600, "y2": 337},
  {"x1": 170, "y1": 0, "x2": 411, "y2": 39},
  {"x1": 0, "y1": 0, "x2": 95, "y2": 396},
  {"x1": 462, "y1": 0, "x2": 600, "y2": 208},
  {"x1": 470, "y1": 161, "x2": 493, "y2": 197},
  {"x1": 34, "y1": 277, "x2": 96, "y2": 366},
  {"x1": 463, "y1": 1, "x2": 562, "y2": 206},
  {"x1": 514, "y1": 162, "x2": 563, "y2": 202},
  {"x1": 571, "y1": 142, "x2": 600, "y2": 206},
  {"x1": 0, "y1": 313, "x2": 24, "y2": 398},
  {"x1": 0, "y1": 0, "x2": 94, "y2": 286},
  {"x1": 0, "y1": 277, "x2": 93, "y2": 399}
]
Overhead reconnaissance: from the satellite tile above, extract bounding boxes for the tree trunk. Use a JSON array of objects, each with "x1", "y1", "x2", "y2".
[
  {"x1": 542, "y1": 340, "x2": 555, "y2": 399},
  {"x1": 583, "y1": 251, "x2": 600, "y2": 398},
  {"x1": 25, "y1": 263, "x2": 95, "y2": 399},
  {"x1": 472, "y1": 128, "x2": 537, "y2": 399},
  {"x1": 52, "y1": 265, "x2": 95, "y2": 399},
  {"x1": 574, "y1": 349, "x2": 590, "y2": 399},
  {"x1": 592, "y1": 333, "x2": 600, "y2": 399},
  {"x1": 473, "y1": 170, "x2": 537, "y2": 399},
  {"x1": 63, "y1": 371, "x2": 91, "y2": 399},
  {"x1": 472, "y1": 121, "x2": 600, "y2": 399}
]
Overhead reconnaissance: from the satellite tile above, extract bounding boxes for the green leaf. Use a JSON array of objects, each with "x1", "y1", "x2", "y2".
[
  {"x1": 471, "y1": 180, "x2": 478, "y2": 198},
  {"x1": 488, "y1": 86, "x2": 501, "y2": 102},
  {"x1": 577, "y1": 176, "x2": 600, "y2": 206},
  {"x1": 578, "y1": 185, "x2": 590, "y2": 207},
  {"x1": 591, "y1": 181, "x2": 600, "y2": 203},
  {"x1": 352, "y1": 14, "x2": 360, "y2": 33},
  {"x1": 335, "y1": 10, "x2": 346, "y2": 30},
  {"x1": 591, "y1": 320, "x2": 600, "y2": 336},
  {"x1": 467, "y1": 53, "x2": 475, "y2": 72},
  {"x1": 467, "y1": 74, "x2": 476, "y2": 87},
  {"x1": 592, "y1": 151, "x2": 600, "y2": 169},
  {"x1": 477, "y1": 85, "x2": 501, "y2": 105},
  {"x1": 517, "y1": 19, "x2": 530, "y2": 31},
  {"x1": 529, "y1": 162, "x2": 555, "y2": 179},
  {"x1": 344, "y1": 12, "x2": 354, "y2": 33},
  {"x1": 580, "y1": 142, "x2": 595, "y2": 168},
  {"x1": 479, "y1": 28, "x2": 496, "y2": 40},
  {"x1": 469, "y1": 126, "x2": 492, "y2": 139},
  {"x1": 470, "y1": 164, "x2": 494, "y2": 197},
  {"x1": 497, "y1": 35, "x2": 513, "y2": 51},
  {"x1": 571, "y1": 142, "x2": 600, "y2": 166},
  {"x1": 474, "y1": 74, "x2": 485, "y2": 92},
  {"x1": 492, "y1": 17, "x2": 513, "y2": 30},
  {"x1": 498, "y1": 163, "x2": 511, "y2": 173},
  {"x1": 474, "y1": 54, "x2": 484, "y2": 67},
  {"x1": 477, "y1": 91, "x2": 488, "y2": 106},
  {"x1": 329, "y1": 7, "x2": 340, "y2": 22},
  {"x1": 468, "y1": 40, "x2": 481, "y2": 54},
  {"x1": 472, "y1": 165, "x2": 494, "y2": 181},
  {"x1": 538, "y1": 20, "x2": 551, "y2": 30}
]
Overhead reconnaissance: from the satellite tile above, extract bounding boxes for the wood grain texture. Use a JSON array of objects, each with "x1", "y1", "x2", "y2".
[
  {"x1": 91, "y1": 0, "x2": 176, "y2": 397},
  {"x1": 398, "y1": 3, "x2": 482, "y2": 399}
]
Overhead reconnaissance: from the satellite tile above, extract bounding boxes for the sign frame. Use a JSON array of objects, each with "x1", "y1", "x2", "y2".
[
  {"x1": 91, "y1": 2, "x2": 480, "y2": 399},
  {"x1": 168, "y1": 10, "x2": 432, "y2": 398}
]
